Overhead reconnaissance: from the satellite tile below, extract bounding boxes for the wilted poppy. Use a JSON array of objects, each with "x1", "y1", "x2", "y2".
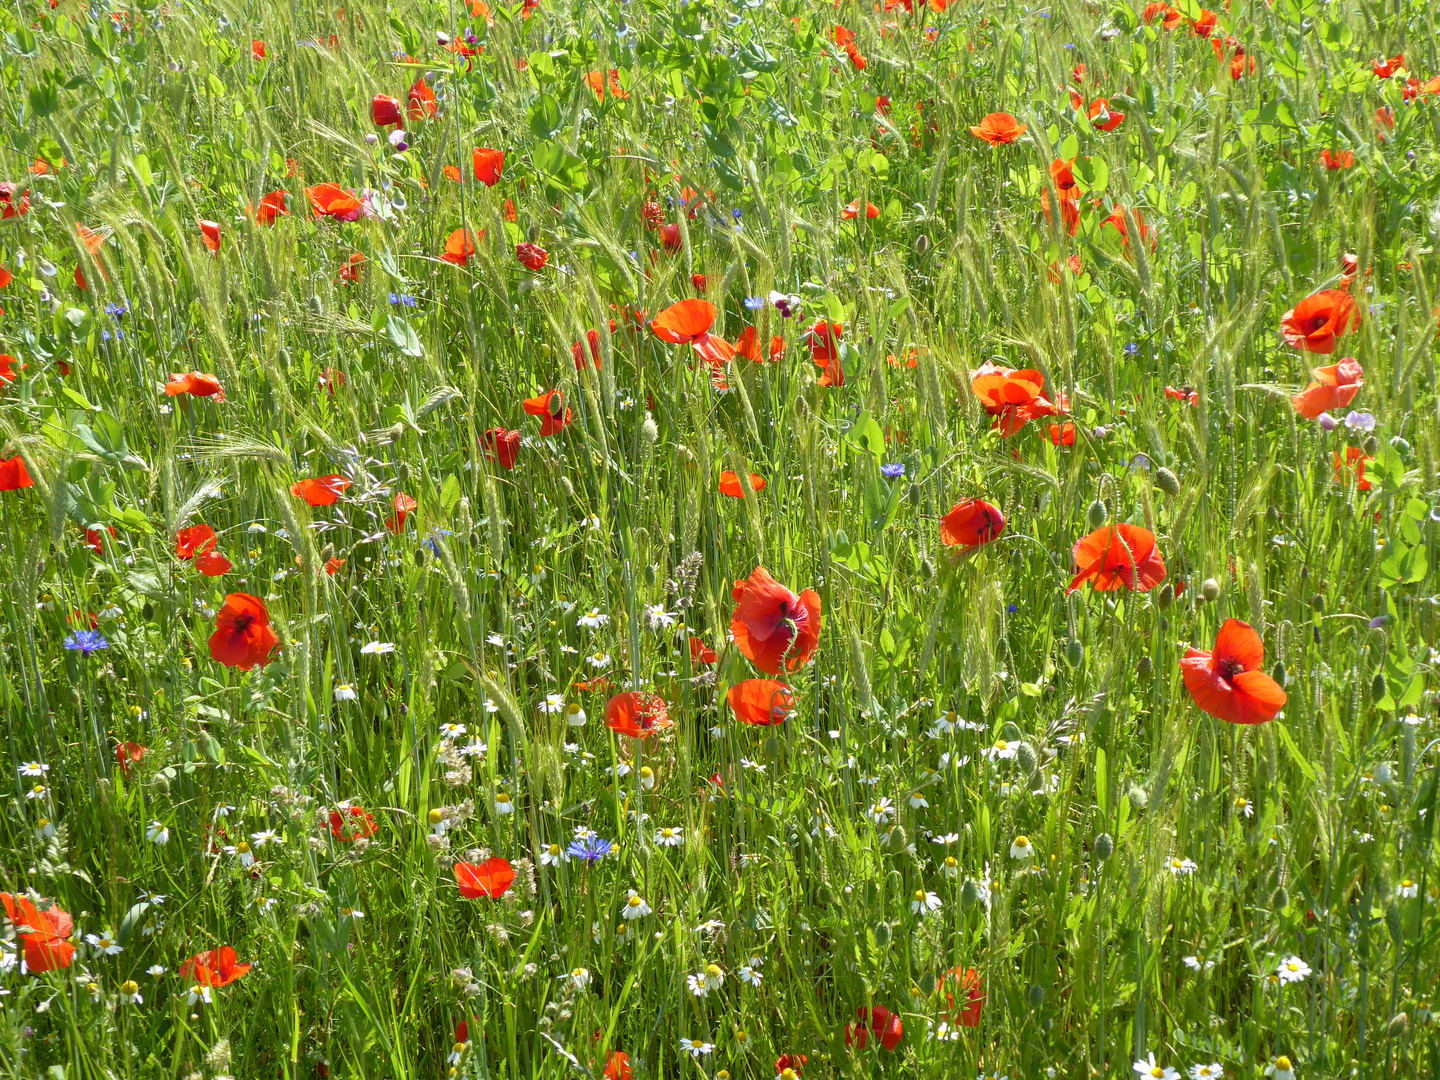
[
  {"x1": 441, "y1": 228, "x2": 482, "y2": 266},
  {"x1": 371, "y1": 94, "x2": 403, "y2": 127},
  {"x1": 731, "y1": 566, "x2": 822, "y2": 675},
  {"x1": 338, "y1": 252, "x2": 366, "y2": 283},
  {"x1": 516, "y1": 242, "x2": 548, "y2": 270},
  {"x1": 387, "y1": 492, "x2": 418, "y2": 533},
  {"x1": 116, "y1": 741, "x2": 146, "y2": 778},
  {"x1": 195, "y1": 550, "x2": 233, "y2": 577},
  {"x1": 291, "y1": 475, "x2": 351, "y2": 506},
  {"x1": 719, "y1": 471, "x2": 767, "y2": 497},
  {"x1": 209, "y1": 593, "x2": 280, "y2": 670},
  {"x1": 253, "y1": 190, "x2": 288, "y2": 225},
  {"x1": 1332, "y1": 446, "x2": 1372, "y2": 491},
  {"x1": 605, "y1": 691, "x2": 672, "y2": 738},
  {"x1": 307, "y1": 183, "x2": 366, "y2": 221},
  {"x1": 199, "y1": 219, "x2": 221, "y2": 253},
  {"x1": 970, "y1": 362, "x2": 1059, "y2": 435},
  {"x1": 1292, "y1": 356, "x2": 1363, "y2": 419},
  {"x1": 651, "y1": 299, "x2": 717, "y2": 344},
  {"x1": 407, "y1": 77, "x2": 437, "y2": 122},
  {"x1": 969, "y1": 112, "x2": 1027, "y2": 145},
  {"x1": 522, "y1": 390, "x2": 573, "y2": 436},
  {"x1": 473, "y1": 148, "x2": 505, "y2": 186},
  {"x1": 1088, "y1": 97, "x2": 1125, "y2": 131},
  {"x1": 330, "y1": 806, "x2": 379, "y2": 841},
  {"x1": 1281, "y1": 290, "x2": 1360, "y2": 354},
  {"x1": 166, "y1": 371, "x2": 225, "y2": 402},
  {"x1": 481, "y1": 428, "x2": 522, "y2": 469},
  {"x1": 0, "y1": 457, "x2": 34, "y2": 491},
  {"x1": 1181, "y1": 619, "x2": 1286, "y2": 725},
  {"x1": 939, "y1": 499, "x2": 1006, "y2": 548},
  {"x1": 175, "y1": 524, "x2": 218, "y2": 560},
  {"x1": 727, "y1": 679, "x2": 795, "y2": 726},
  {"x1": 842, "y1": 200, "x2": 881, "y2": 219},
  {"x1": 944, "y1": 967, "x2": 985, "y2": 1027},
  {"x1": 181, "y1": 946, "x2": 252, "y2": 987},
  {"x1": 1068, "y1": 523, "x2": 1167, "y2": 593}
]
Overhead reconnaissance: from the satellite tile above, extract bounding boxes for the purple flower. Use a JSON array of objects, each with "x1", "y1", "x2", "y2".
[
  {"x1": 880, "y1": 463, "x2": 906, "y2": 479},
  {"x1": 1317, "y1": 412, "x2": 1338, "y2": 432},
  {"x1": 567, "y1": 836, "x2": 614, "y2": 863},
  {"x1": 1344, "y1": 410, "x2": 1375, "y2": 433},
  {"x1": 63, "y1": 630, "x2": 109, "y2": 656}
]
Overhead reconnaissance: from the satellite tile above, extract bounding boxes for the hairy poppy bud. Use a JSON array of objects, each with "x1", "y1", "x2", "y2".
[
  {"x1": 1388, "y1": 1012, "x2": 1410, "y2": 1036},
  {"x1": 1093, "y1": 832, "x2": 1114, "y2": 861},
  {"x1": 960, "y1": 879, "x2": 981, "y2": 909},
  {"x1": 320, "y1": 543, "x2": 335, "y2": 563},
  {"x1": 640, "y1": 413, "x2": 658, "y2": 444},
  {"x1": 1362, "y1": 435, "x2": 1378, "y2": 455},
  {"x1": 1309, "y1": 593, "x2": 1325, "y2": 612},
  {"x1": 1027, "y1": 984, "x2": 1045, "y2": 1008},
  {"x1": 1200, "y1": 577, "x2": 1221, "y2": 602},
  {"x1": 1086, "y1": 499, "x2": 1107, "y2": 529},
  {"x1": 1156, "y1": 583, "x2": 1174, "y2": 609},
  {"x1": 1064, "y1": 638, "x2": 1084, "y2": 667},
  {"x1": 1137, "y1": 655, "x2": 1153, "y2": 680},
  {"x1": 414, "y1": 548, "x2": 427, "y2": 566},
  {"x1": 1014, "y1": 741, "x2": 1037, "y2": 777},
  {"x1": 397, "y1": 462, "x2": 410, "y2": 485},
  {"x1": 907, "y1": 482, "x2": 922, "y2": 508},
  {"x1": 887, "y1": 825, "x2": 909, "y2": 854},
  {"x1": 1270, "y1": 885, "x2": 1289, "y2": 910},
  {"x1": 1154, "y1": 467, "x2": 1181, "y2": 497},
  {"x1": 1271, "y1": 660, "x2": 1287, "y2": 686},
  {"x1": 815, "y1": 884, "x2": 833, "y2": 907},
  {"x1": 919, "y1": 557, "x2": 935, "y2": 581},
  {"x1": 1127, "y1": 784, "x2": 1148, "y2": 810},
  {"x1": 915, "y1": 234, "x2": 930, "y2": 255},
  {"x1": 308, "y1": 294, "x2": 323, "y2": 314},
  {"x1": 387, "y1": 422, "x2": 406, "y2": 445},
  {"x1": 643, "y1": 565, "x2": 657, "y2": 587},
  {"x1": 1266, "y1": 504, "x2": 1280, "y2": 524},
  {"x1": 1372, "y1": 672, "x2": 1387, "y2": 701},
  {"x1": 917, "y1": 970, "x2": 936, "y2": 995},
  {"x1": 872, "y1": 922, "x2": 891, "y2": 946}
]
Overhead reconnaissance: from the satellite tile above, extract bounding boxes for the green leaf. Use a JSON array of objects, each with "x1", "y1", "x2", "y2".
[
  {"x1": 1318, "y1": 20, "x2": 1353, "y2": 50},
  {"x1": 439, "y1": 474, "x2": 463, "y2": 514},
  {"x1": 62, "y1": 387, "x2": 98, "y2": 411},
  {"x1": 843, "y1": 411, "x2": 886, "y2": 463},
  {"x1": 385, "y1": 314, "x2": 424, "y2": 358},
  {"x1": 1273, "y1": 722, "x2": 1317, "y2": 782},
  {"x1": 1073, "y1": 156, "x2": 1109, "y2": 193},
  {"x1": 528, "y1": 94, "x2": 562, "y2": 138}
]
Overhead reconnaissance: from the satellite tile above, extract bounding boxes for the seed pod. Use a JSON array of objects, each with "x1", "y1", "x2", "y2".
[
  {"x1": 1372, "y1": 672, "x2": 1388, "y2": 701},
  {"x1": 1086, "y1": 499, "x2": 1108, "y2": 529},
  {"x1": 1271, "y1": 660, "x2": 1287, "y2": 686},
  {"x1": 1065, "y1": 638, "x2": 1084, "y2": 667},
  {"x1": 1154, "y1": 467, "x2": 1181, "y2": 497},
  {"x1": 1200, "y1": 577, "x2": 1221, "y2": 602},
  {"x1": 1094, "y1": 832, "x2": 1114, "y2": 861},
  {"x1": 1137, "y1": 655, "x2": 1154, "y2": 680},
  {"x1": 1156, "y1": 583, "x2": 1174, "y2": 610},
  {"x1": 872, "y1": 922, "x2": 891, "y2": 947}
]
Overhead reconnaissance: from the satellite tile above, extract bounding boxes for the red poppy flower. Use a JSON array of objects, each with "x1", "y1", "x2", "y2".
[
  {"x1": 504, "y1": 198, "x2": 517, "y2": 222},
  {"x1": 181, "y1": 946, "x2": 252, "y2": 987},
  {"x1": 307, "y1": 183, "x2": 366, "y2": 221},
  {"x1": 719, "y1": 471, "x2": 767, "y2": 497},
  {"x1": 321, "y1": 368, "x2": 347, "y2": 392},
  {"x1": 1, "y1": 893, "x2": 75, "y2": 972},
  {"x1": 970, "y1": 362, "x2": 1059, "y2": 435},
  {"x1": 338, "y1": 252, "x2": 366, "y2": 283},
  {"x1": 407, "y1": 77, "x2": 438, "y2": 122},
  {"x1": 604, "y1": 1052, "x2": 633, "y2": 1080},
  {"x1": 1181, "y1": 618, "x2": 1286, "y2": 725},
  {"x1": 842, "y1": 200, "x2": 881, "y2": 219},
  {"x1": 0, "y1": 354, "x2": 25, "y2": 385},
  {"x1": 1048, "y1": 421, "x2": 1078, "y2": 445},
  {"x1": 1101, "y1": 208, "x2": 1155, "y2": 253},
  {"x1": 689, "y1": 637, "x2": 718, "y2": 664},
  {"x1": 1374, "y1": 53, "x2": 1405, "y2": 78},
  {"x1": 84, "y1": 526, "x2": 115, "y2": 554},
  {"x1": 1165, "y1": 385, "x2": 1200, "y2": 406},
  {"x1": 166, "y1": 371, "x2": 226, "y2": 402},
  {"x1": 1319, "y1": 149, "x2": 1355, "y2": 170},
  {"x1": 252, "y1": 190, "x2": 288, "y2": 225},
  {"x1": 727, "y1": 679, "x2": 795, "y2": 726},
  {"x1": 442, "y1": 228, "x2": 483, "y2": 266},
  {"x1": 768, "y1": 336, "x2": 785, "y2": 363},
  {"x1": 845, "y1": 1005, "x2": 903, "y2": 1050},
  {"x1": 454, "y1": 857, "x2": 516, "y2": 898},
  {"x1": 1067, "y1": 523, "x2": 1167, "y2": 593},
  {"x1": 1088, "y1": 97, "x2": 1125, "y2": 131},
  {"x1": 1281, "y1": 290, "x2": 1360, "y2": 354},
  {"x1": 604, "y1": 691, "x2": 672, "y2": 738},
  {"x1": 567, "y1": 330, "x2": 602, "y2": 372},
  {"x1": 251, "y1": 39, "x2": 267, "y2": 59},
  {"x1": 1143, "y1": 2, "x2": 1183, "y2": 26},
  {"x1": 1229, "y1": 47, "x2": 1255, "y2": 79},
  {"x1": 175, "y1": 526, "x2": 220, "y2": 565},
  {"x1": 775, "y1": 1054, "x2": 807, "y2": 1076},
  {"x1": 516, "y1": 242, "x2": 548, "y2": 270},
  {"x1": 1332, "y1": 446, "x2": 1373, "y2": 491},
  {"x1": 481, "y1": 428, "x2": 522, "y2": 469},
  {"x1": 969, "y1": 112, "x2": 1027, "y2": 145},
  {"x1": 0, "y1": 456, "x2": 34, "y2": 491},
  {"x1": 329, "y1": 806, "x2": 379, "y2": 841},
  {"x1": 808, "y1": 320, "x2": 843, "y2": 371},
  {"x1": 1189, "y1": 8, "x2": 1216, "y2": 35},
  {"x1": 116, "y1": 741, "x2": 146, "y2": 778},
  {"x1": 658, "y1": 223, "x2": 683, "y2": 252},
  {"x1": 943, "y1": 967, "x2": 985, "y2": 1026},
  {"x1": 651, "y1": 299, "x2": 717, "y2": 344},
  {"x1": 371, "y1": 94, "x2": 404, "y2": 127},
  {"x1": 195, "y1": 550, "x2": 233, "y2": 577},
  {"x1": 199, "y1": 219, "x2": 221, "y2": 253},
  {"x1": 387, "y1": 492, "x2": 418, "y2": 534},
  {"x1": 522, "y1": 390, "x2": 573, "y2": 436},
  {"x1": 291, "y1": 475, "x2": 351, "y2": 506},
  {"x1": 473, "y1": 148, "x2": 505, "y2": 186},
  {"x1": 0, "y1": 266, "x2": 11, "y2": 290},
  {"x1": 730, "y1": 566, "x2": 822, "y2": 675},
  {"x1": 1292, "y1": 356, "x2": 1363, "y2": 419},
  {"x1": 939, "y1": 499, "x2": 1006, "y2": 548},
  {"x1": 209, "y1": 593, "x2": 280, "y2": 670},
  {"x1": 1041, "y1": 159, "x2": 1081, "y2": 235},
  {"x1": 0, "y1": 183, "x2": 31, "y2": 220}
]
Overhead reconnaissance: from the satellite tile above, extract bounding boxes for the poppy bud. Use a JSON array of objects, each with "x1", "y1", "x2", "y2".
[
  {"x1": 142, "y1": 602, "x2": 154, "y2": 621},
  {"x1": 1086, "y1": 499, "x2": 1107, "y2": 529},
  {"x1": 872, "y1": 922, "x2": 891, "y2": 946},
  {"x1": 1027, "y1": 984, "x2": 1045, "y2": 1008},
  {"x1": 886, "y1": 825, "x2": 908, "y2": 854},
  {"x1": 1156, "y1": 583, "x2": 1174, "y2": 609},
  {"x1": 815, "y1": 885, "x2": 833, "y2": 907},
  {"x1": 387, "y1": 423, "x2": 406, "y2": 445},
  {"x1": 1270, "y1": 884, "x2": 1290, "y2": 910},
  {"x1": 1000, "y1": 721, "x2": 1022, "y2": 742},
  {"x1": 915, "y1": 233, "x2": 930, "y2": 255},
  {"x1": 371, "y1": 94, "x2": 403, "y2": 127},
  {"x1": 960, "y1": 878, "x2": 981, "y2": 909},
  {"x1": 1064, "y1": 638, "x2": 1084, "y2": 667},
  {"x1": 907, "y1": 482, "x2": 922, "y2": 508},
  {"x1": 1093, "y1": 832, "x2": 1114, "y2": 861},
  {"x1": 397, "y1": 462, "x2": 410, "y2": 485},
  {"x1": 1309, "y1": 593, "x2": 1325, "y2": 612},
  {"x1": 1014, "y1": 741, "x2": 1037, "y2": 777},
  {"x1": 1388, "y1": 1013, "x2": 1410, "y2": 1036},
  {"x1": 415, "y1": 548, "x2": 427, "y2": 566},
  {"x1": 640, "y1": 414, "x2": 658, "y2": 444},
  {"x1": 1266, "y1": 504, "x2": 1280, "y2": 524},
  {"x1": 1136, "y1": 655, "x2": 1153, "y2": 680},
  {"x1": 1200, "y1": 577, "x2": 1221, "y2": 602},
  {"x1": 643, "y1": 565, "x2": 657, "y2": 586},
  {"x1": 309, "y1": 294, "x2": 323, "y2": 314},
  {"x1": 1154, "y1": 467, "x2": 1181, "y2": 497},
  {"x1": 1127, "y1": 784, "x2": 1148, "y2": 810},
  {"x1": 321, "y1": 543, "x2": 335, "y2": 563},
  {"x1": 1271, "y1": 660, "x2": 1287, "y2": 686},
  {"x1": 919, "y1": 557, "x2": 935, "y2": 581},
  {"x1": 1362, "y1": 435, "x2": 1378, "y2": 455},
  {"x1": 1372, "y1": 672, "x2": 1387, "y2": 701}
]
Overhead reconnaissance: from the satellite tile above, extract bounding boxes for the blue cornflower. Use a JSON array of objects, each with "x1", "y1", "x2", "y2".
[
  {"x1": 732, "y1": 208, "x2": 743, "y2": 221},
  {"x1": 880, "y1": 462, "x2": 906, "y2": 479},
  {"x1": 64, "y1": 630, "x2": 109, "y2": 656},
  {"x1": 567, "y1": 835, "x2": 614, "y2": 863},
  {"x1": 423, "y1": 528, "x2": 454, "y2": 555},
  {"x1": 104, "y1": 302, "x2": 129, "y2": 320},
  {"x1": 1124, "y1": 342, "x2": 1140, "y2": 357},
  {"x1": 1007, "y1": 603, "x2": 1019, "y2": 614},
  {"x1": 744, "y1": 296, "x2": 765, "y2": 310}
]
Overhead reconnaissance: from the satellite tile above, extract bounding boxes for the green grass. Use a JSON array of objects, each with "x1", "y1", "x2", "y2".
[{"x1": 0, "y1": 0, "x2": 1438, "y2": 1076}]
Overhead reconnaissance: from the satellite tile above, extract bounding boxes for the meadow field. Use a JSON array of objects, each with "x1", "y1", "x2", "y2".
[{"x1": 0, "y1": 0, "x2": 1438, "y2": 1075}]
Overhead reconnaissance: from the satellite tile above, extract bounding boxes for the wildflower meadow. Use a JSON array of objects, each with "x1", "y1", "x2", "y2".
[{"x1": 0, "y1": 0, "x2": 1438, "y2": 1075}]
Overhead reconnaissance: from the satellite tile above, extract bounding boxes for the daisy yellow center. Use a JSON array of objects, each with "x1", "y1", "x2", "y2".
[
  {"x1": 1149, "y1": 1070, "x2": 1163, "y2": 1079},
  {"x1": 1403, "y1": 879, "x2": 1416, "y2": 888},
  {"x1": 994, "y1": 740, "x2": 1008, "y2": 751},
  {"x1": 627, "y1": 896, "x2": 643, "y2": 907},
  {"x1": 1276, "y1": 1058, "x2": 1291, "y2": 1070},
  {"x1": 428, "y1": 809, "x2": 443, "y2": 824},
  {"x1": 945, "y1": 856, "x2": 958, "y2": 867},
  {"x1": 706, "y1": 964, "x2": 722, "y2": 978},
  {"x1": 1015, "y1": 835, "x2": 1030, "y2": 848},
  {"x1": 691, "y1": 1040, "x2": 705, "y2": 1049},
  {"x1": 915, "y1": 889, "x2": 927, "y2": 902},
  {"x1": 122, "y1": 981, "x2": 138, "y2": 994},
  {"x1": 496, "y1": 793, "x2": 510, "y2": 803},
  {"x1": 548, "y1": 844, "x2": 560, "y2": 856},
  {"x1": 237, "y1": 841, "x2": 250, "y2": 853}
]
